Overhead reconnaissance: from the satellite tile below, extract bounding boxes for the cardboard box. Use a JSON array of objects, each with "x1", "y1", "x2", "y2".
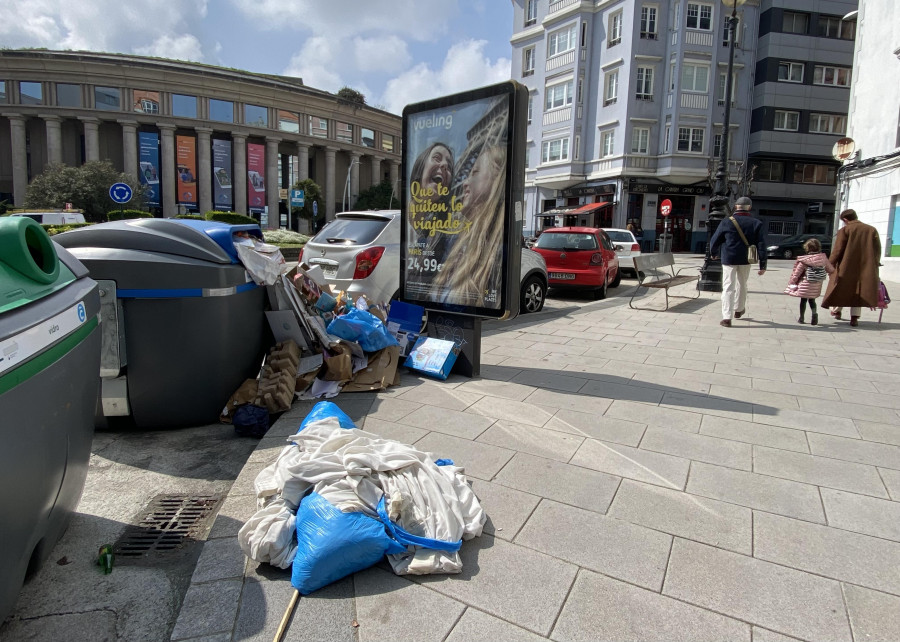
[
  {"x1": 342, "y1": 345, "x2": 401, "y2": 392},
  {"x1": 404, "y1": 337, "x2": 459, "y2": 380},
  {"x1": 386, "y1": 300, "x2": 425, "y2": 357}
]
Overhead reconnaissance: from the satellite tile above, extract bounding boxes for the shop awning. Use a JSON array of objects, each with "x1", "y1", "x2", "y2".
[
  {"x1": 570, "y1": 202, "x2": 612, "y2": 215},
  {"x1": 535, "y1": 207, "x2": 578, "y2": 217}
]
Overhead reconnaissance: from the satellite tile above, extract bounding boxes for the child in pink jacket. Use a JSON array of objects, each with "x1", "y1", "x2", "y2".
[{"x1": 784, "y1": 238, "x2": 835, "y2": 325}]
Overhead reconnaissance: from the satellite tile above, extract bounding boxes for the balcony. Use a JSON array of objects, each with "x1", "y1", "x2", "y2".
[
  {"x1": 685, "y1": 31, "x2": 714, "y2": 46},
  {"x1": 640, "y1": 32, "x2": 659, "y2": 40},
  {"x1": 549, "y1": 0, "x2": 579, "y2": 14},
  {"x1": 680, "y1": 93, "x2": 709, "y2": 109},
  {"x1": 542, "y1": 107, "x2": 572, "y2": 126},
  {"x1": 546, "y1": 49, "x2": 575, "y2": 72},
  {"x1": 626, "y1": 155, "x2": 659, "y2": 170}
]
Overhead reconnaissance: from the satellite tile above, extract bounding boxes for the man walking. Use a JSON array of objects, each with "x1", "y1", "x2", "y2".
[
  {"x1": 709, "y1": 196, "x2": 768, "y2": 327},
  {"x1": 823, "y1": 209, "x2": 881, "y2": 327}
]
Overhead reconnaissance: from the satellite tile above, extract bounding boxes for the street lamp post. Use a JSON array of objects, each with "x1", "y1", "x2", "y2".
[
  {"x1": 698, "y1": 0, "x2": 743, "y2": 292},
  {"x1": 342, "y1": 158, "x2": 360, "y2": 212}
]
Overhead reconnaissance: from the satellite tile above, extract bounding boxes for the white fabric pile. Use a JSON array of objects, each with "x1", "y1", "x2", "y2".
[{"x1": 238, "y1": 416, "x2": 485, "y2": 575}]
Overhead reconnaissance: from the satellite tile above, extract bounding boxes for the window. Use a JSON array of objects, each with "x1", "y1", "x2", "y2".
[
  {"x1": 525, "y1": 0, "x2": 537, "y2": 26},
  {"x1": 601, "y1": 130, "x2": 615, "y2": 157},
  {"x1": 527, "y1": 95, "x2": 533, "y2": 124},
  {"x1": 677, "y1": 127, "x2": 704, "y2": 153},
  {"x1": 768, "y1": 221, "x2": 800, "y2": 236},
  {"x1": 361, "y1": 128, "x2": 375, "y2": 148},
  {"x1": 245, "y1": 104, "x2": 268, "y2": 127},
  {"x1": 523, "y1": 47, "x2": 535, "y2": 77},
  {"x1": 713, "y1": 133, "x2": 723, "y2": 158},
  {"x1": 669, "y1": 61, "x2": 676, "y2": 91},
  {"x1": 382, "y1": 133, "x2": 394, "y2": 153},
  {"x1": 681, "y1": 63, "x2": 709, "y2": 92},
  {"x1": 809, "y1": 113, "x2": 847, "y2": 135},
  {"x1": 686, "y1": 2, "x2": 712, "y2": 30},
  {"x1": 640, "y1": 6, "x2": 658, "y2": 38},
  {"x1": 817, "y1": 16, "x2": 855, "y2": 39},
  {"x1": 308, "y1": 116, "x2": 328, "y2": 138},
  {"x1": 336, "y1": 122, "x2": 353, "y2": 143},
  {"x1": 577, "y1": 77, "x2": 583, "y2": 104},
  {"x1": 604, "y1": 70, "x2": 618, "y2": 106},
  {"x1": 210, "y1": 99, "x2": 234, "y2": 123},
  {"x1": 94, "y1": 86, "x2": 120, "y2": 111},
  {"x1": 793, "y1": 163, "x2": 836, "y2": 185},
  {"x1": 574, "y1": 134, "x2": 581, "y2": 160},
  {"x1": 631, "y1": 127, "x2": 650, "y2": 154},
  {"x1": 723, "y1": 17, "x2": 739, "y2": 46},
  {"x1": 783, "y1": 11, "x2": 809, "y2": 34},
  {"x1": 581, "y1": 22, "x2": 587, "y2": 47},
  {"x1": 545, "y1": 80, "x2": 573, "y2": 110},
  {"x1": 717, "y1": 72, "x2": 736, "y2": 105},
  {"x1": 814, "y1": 65, "x2": 851, "y2": 87},
  {"x1": 133, "y1": 90, "x2": 160, "y2": 114},
  {"x1": 664, "y1": 123, "x2": 671, "y2": 153},
  {"x1": 541, "y1": 137, "x2": 570, "y2": 163},
  {"x1": 609, "y1": 12, "x2": 622, "y2": 47},
  {"x1": 0, "y1": 81, "x2": 6, "y2": 104},
  {"x1": 636, "y1": 66, "x2": 654, "y2": 100},
  {"x1": 756, "y1": 161, "x2": 784, "y2": 182},
  {"x1": 778, "y1": 61, "x2": 804, "y2": 83},
  {"x1": 56, "y1": 83, "x2": 81, "y2": 107},
  {"x1": 277, "y1": 110, "x2": 299, "y2": 133},
  {"x1": 172, "y1": 94, "x2": 197, "y2": 118},
  {"x1": 20, "y1": 81, "x2": 43, "y2": 105},
  {"x1": 774, "y1": 110, "x2": 800, "y2": 131},
  {"x1": 548, "y1": 25, "x2": 577, "y2": 57}
]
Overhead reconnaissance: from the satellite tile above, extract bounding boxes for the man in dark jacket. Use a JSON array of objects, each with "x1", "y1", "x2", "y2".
[
  {"x1": 709, "y1": 196, "x2": 768, "y2": 327},
  {"x1": 823, "y1": 209, "x2": 881, "y2": 326}
]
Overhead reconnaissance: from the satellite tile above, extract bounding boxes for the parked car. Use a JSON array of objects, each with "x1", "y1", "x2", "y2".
[
  {"x1": 532, "y1": 227, "x2": 620, "y2": 299},
  {"x1": 767, "y1": 233, "x2": 833, "y2": 260},
  {"x1": 7, "y1": 210, "x2": 86, "y2": 225},
  {"x1": 602, "y1": 227, "x2": 642, "y2": 276},
  {"x1": 299, "y1": 210, "x2": 549, "y2": 314}
]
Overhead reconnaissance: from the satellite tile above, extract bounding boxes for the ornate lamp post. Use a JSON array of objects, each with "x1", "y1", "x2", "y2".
[{"x1": 698, "y1": 0, "x2": 744, "y2": 292}]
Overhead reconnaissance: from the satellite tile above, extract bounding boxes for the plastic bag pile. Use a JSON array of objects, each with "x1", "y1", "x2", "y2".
[{"x1": 238, "y1": 401, "x2": 485, "y2": 594}]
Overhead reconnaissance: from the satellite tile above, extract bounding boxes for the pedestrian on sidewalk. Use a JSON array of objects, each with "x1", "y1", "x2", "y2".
[
  {"x1": 709, "y1": 196, "x2": 768, "y2": 327},
  {"x1": 823, "y1": 209, "x2": 881, "y2": 327},
  {"x1": 783, "y1": 238, "x2": 834, "y2": 325}
]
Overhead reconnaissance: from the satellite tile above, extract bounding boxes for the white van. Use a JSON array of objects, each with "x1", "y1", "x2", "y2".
[{"x1": 8, "y1": 211, "x2": 86, "y2": 225}]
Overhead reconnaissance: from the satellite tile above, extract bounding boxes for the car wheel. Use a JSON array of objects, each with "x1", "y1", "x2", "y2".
[
  {"x1": 611, "y1": 269, "x2": 622, "y2": 289},
  {"x1": 520, "y1": 276, "x2": 545, "y2": 313},
  {"x1": 782, "y1": 248, "x2": 794, "y2": 259},
  {"x1": 593, "y1": 278, "x2": 608, "y2": 300}
]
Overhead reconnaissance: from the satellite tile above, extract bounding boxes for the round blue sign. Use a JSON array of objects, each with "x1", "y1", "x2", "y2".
[{"x1": 109, "y1": 182, "x2": 133, "y2": 204}]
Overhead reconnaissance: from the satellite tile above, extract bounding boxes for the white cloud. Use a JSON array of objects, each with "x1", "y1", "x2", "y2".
[
  {"x1": 283, "y1": 37, "x2": 343, "y2": 92},
  {"x1": 354, "y1": 36, "x2": 410, "y2": 74},
  {"x1": 134, "y1": 35, "x2": 204, "y2": 62},
  {"x1": 379, "y1": 39, "x2": 510, "y2": 114}
]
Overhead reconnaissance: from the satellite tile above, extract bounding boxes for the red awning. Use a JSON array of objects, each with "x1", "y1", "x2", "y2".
[{"x1": 570, "y1": 202, "x2": 612, "y2": 215}]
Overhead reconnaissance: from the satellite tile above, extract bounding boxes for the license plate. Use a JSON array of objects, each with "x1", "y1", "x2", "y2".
[
  {"x1": 549, "y1": 272, "x2": 576, "y2": 280},
  {"x1": 322, "y1": 267, "x2": 337, "y2": 279}
]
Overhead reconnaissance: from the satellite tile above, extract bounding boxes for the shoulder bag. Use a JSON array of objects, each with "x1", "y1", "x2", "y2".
[{"x1": 729, "y1": 217, "x2": 758, "y2": 264}]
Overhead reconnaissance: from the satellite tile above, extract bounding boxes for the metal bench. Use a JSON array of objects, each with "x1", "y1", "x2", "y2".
[{"x1": 628, "y1": 253, "x2": 700, "y2": 310}]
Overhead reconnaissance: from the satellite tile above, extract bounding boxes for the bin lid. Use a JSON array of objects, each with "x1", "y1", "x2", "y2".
[{"x1": 55, "y1": 219, "x2": 263, "y2": 265}]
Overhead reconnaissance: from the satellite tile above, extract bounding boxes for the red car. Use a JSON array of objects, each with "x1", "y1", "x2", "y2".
[{"x1": 532, "y1": 227, "x2": 621, "y2": 299}]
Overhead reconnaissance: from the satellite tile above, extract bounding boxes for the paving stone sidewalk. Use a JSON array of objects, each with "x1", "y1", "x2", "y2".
[{"x1": 172, "y1": 257, "x2": 900, "y2": 642}]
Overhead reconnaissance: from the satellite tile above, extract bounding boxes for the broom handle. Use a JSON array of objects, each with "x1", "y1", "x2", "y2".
[{"x1": 273, "y1": 589, "x2": 300, "y2": 642}]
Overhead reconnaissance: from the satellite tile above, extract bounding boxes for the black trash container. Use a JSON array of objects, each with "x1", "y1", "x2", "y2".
[
  {"x1": 56, "y1": 219, "x2": 268, "y2": 428},
  {"x1": 0, "y1": 217, "x2": 101, "y2": 621}
]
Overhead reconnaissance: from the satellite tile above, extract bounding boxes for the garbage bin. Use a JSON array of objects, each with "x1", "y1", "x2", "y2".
[
  {"x1": 0, "y1": 217, "x2": 101, "y2": 622},
  {"x1": 56, "y1": 218, "x2": 268, "y2": 428}
]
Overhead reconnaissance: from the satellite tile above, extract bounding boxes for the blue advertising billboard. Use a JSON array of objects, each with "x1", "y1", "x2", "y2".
[
  {"x1": 138, "y1": 132, "x2": 160, "y2": 207},
  {"x1": 212, "y1": 139, "x2": 233, "y2": 210}
]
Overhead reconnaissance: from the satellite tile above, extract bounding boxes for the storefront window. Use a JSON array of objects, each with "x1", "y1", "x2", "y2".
[
  {"x1": 210, "y1": 99, "x2": 234, "y2": 123},
  {"x1": 56, "y1": 83, "x2": 81, "y2": 107},
  {"x1": 245, "y1": 104, "x2": 268, "y2": 128},
  {"x1": 336, "y1": 122, "x2": 353, "y2": 143},
  {"x1": 172, "y1": 94, "x2": 197, "y2": 118},
  {"x1": 133, "y1": 90, "x2": 160, "y2": 114},
  {"x1": 20, "y1": 81, "x2": 43, "y2": 105},
  {"x1": 94, "y1": 86, "x2": 121, "y2": 111},
  {"x1": 361, "y1": 127, "x2": 375, "y2": 148},
  {"x1": 382, "y1": 134, "x2": 394, "y2": 153},
  {"x1": 308, "y1": 115, "x2": 328, "y2": 138}
]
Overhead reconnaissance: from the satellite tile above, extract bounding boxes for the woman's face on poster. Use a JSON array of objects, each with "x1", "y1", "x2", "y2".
[
  {"x1": 462, "y1": 151, "x2": 494, "y2": 206},
  {"x1": 422, "y1": 145, "x2": 452, "y2": 193}
]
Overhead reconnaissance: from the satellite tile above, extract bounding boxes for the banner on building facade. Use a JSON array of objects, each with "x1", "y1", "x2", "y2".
[
  {"x1": 212, "y1": 139, "x2": 233, "y2": 211},
  {"x1": 400, "y1": 81, "x2": 527, "y2": 319},
  {"x1": 247, "y1": 142, "x2": 266, "y2": 212},
  {"x1": 138, "y1": 132, "x2": 160, "y2": 208},
  {"x1": 176, "y1": 134, "x2": 197, "y2": 209}
]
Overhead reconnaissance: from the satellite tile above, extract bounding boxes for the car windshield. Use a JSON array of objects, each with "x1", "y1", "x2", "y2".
[
  {"x1": 535, "y1": 233, "x2": 598, "y2": 251},
  {"x1": 311, "y1": 217, "x2": 389, "y2": 245},
  {"x1": 604, "y1": 230, "x2": 634, "y2": 243}
]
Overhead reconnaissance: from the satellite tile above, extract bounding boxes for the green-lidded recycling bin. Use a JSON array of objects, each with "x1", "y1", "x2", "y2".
[
  {"x1": 0, "y1": 216, "x2": 101, "y2": 622},
  {"x1": 55, "y1": 218, "x2": 268, "y2": 429}
]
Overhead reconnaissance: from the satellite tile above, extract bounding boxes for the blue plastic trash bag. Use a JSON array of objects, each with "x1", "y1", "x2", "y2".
[
  {"x1": 326, "y1": 308, "x2": 399, "y2": 352},
  {"x1": 232, "y1": 404, "x2": 270, "y2": 438},
  {"x1": 299, "y1": 401, "x2": 356, "y2": 432},
  {"x1": 291, "y1": 493, "x2": 406, "y2": 595}
]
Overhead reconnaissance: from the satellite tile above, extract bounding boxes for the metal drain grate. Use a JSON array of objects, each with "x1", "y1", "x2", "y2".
[{"x1": 115, "y1": 494, "x2": 221, "y2": 557}]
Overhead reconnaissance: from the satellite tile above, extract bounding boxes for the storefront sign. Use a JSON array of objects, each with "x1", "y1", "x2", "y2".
[
  {"x1": 138, "y1": 132, "x2": 160, "y2": 207},
  {"x1": 211, "y1": 139, "x2": 233, "y2": 211},
  {"x1": 560, "y1": 183, "x2": 616, "y2": 197},
  {"x1": 628, "y1": 180, "x2": 711, "y2": 195},
  {"x1": 247, "y1": 142, "x2": 266, "y2": 213},
  {"x1": 176, "y1": 134, "x2": 197, "y2": 209}
]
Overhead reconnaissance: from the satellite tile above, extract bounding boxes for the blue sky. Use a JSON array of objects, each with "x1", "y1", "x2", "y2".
[{"x1": 0, "y1": 0, "x2": 514, "y2": 114}]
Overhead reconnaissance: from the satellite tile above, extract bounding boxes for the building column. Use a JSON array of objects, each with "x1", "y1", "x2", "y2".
[
  {"x1": 324, "y1": 146, "x2": 337, "y2": 222},
  {"x1": 158, "y1": 124, "x2": 177, "y2": 218},
  {"x1": 118, "y1": 120, "x2": 139, "y2": 180},
  {"x1": 233, "y1": 133, "x2": 247, "y2": 214},
  {"x1": 370, "y1": 155, "x2": 382, "y2": 188},
  {"x1": 390, "y1": 161, "x2": 400, "y2": 196},
  {"x1": 348, "y1": 152, "x2": 361, "y2": 210},
  {"x1": 8, "y1": 114, "x2": 28, "y2": 207},
  {"x1": 80, "y1": 117, "x2": 100, "y2": 162},
  {"x1": 43, "y1": 115, "x2": 63, "y2": 166},
  {"x1": 296, "y1": 142, "x2": 309, "y2": 181},
  {"x1": 266, "y1": 137, "x2": 281, "y2": 229},
  {"x1": 196, "y1": 127, "x2": 213, "y2": 215}
]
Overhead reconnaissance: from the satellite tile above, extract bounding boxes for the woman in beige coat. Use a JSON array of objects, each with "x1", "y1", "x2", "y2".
[{"x1": 823, "y1": 210, "x2": 881, "y2": 327}]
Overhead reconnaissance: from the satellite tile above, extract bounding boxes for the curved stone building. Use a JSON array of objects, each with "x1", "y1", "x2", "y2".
[{"x1": 0, "y1": 50, "x2": 402, "y2": 226}]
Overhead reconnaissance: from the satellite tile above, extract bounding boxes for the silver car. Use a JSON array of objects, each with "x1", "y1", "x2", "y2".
[{"x1": 300, "y1": 210, "x2": 548, "y2": 313}]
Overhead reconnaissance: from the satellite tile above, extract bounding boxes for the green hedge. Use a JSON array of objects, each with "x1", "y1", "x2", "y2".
[
  {"x1": 175, "y1": 214, "x2": 205, "y2": 220},
  {"x1": 204, "y1": 211, "x2": 258, "y2": 225},
  {"x1": 42, "y1": 222, "x2": 93, "y2": 236},
  {"x1": 108, "y1": 209, "x2": 154, "y2": 221}
]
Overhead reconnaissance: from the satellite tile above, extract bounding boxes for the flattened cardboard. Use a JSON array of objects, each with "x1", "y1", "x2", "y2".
[
  {"x1": 323, "y1": 343, "x2": 353, "y2": 382},
  {"x1": 342, "y1": 345, "x2": 400, "y2": 392}
]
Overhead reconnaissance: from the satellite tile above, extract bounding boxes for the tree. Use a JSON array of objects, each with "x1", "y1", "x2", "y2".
[
  {"x1": 24, "y1": 161, "x2": 145, "y2": 222},
  {"x1": 353, "y1": 179, "x2": 399, "y2": 211},
  {"x1": 291, "y1": 178, "x2": 324, "y2": 224},
  {"x1": 336, "y1": 87, "x2": 366, "y2": 105}
]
